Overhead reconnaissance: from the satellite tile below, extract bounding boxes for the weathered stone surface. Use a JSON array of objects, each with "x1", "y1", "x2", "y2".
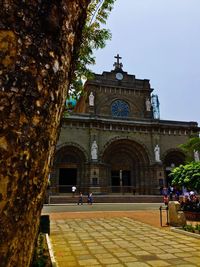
[{"x1": 168, "y1": 201, "x2": 186, "y2": 227}]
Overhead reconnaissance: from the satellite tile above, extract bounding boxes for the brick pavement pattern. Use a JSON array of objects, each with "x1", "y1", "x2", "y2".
[{"x1": 50, "y1": 213, "x2": 200, "y2": 267}]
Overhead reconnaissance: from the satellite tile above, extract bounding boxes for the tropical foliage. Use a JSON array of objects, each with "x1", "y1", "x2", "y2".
[
  {"x1": 179, "y1": 136, "x2": 200, "y2": 162},
  {"x1": 170, "y1": 136, "x2": 200, "y2": 190},
  {"x1": 70, "y1": 0, "x2": 116, "y2": 99},
  {"x1": 170, "y1": 162, "x2": 200, "y2": 191}
]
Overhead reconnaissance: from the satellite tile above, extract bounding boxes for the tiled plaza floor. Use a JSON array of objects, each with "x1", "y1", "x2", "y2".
[{"x1": 50, "y1": 216, "x2": 200, "y2": 267}]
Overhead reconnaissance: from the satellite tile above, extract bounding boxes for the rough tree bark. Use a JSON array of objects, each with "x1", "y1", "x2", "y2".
[{"x1": 0, "y1": 1, "x2": 90, "y2": 266}]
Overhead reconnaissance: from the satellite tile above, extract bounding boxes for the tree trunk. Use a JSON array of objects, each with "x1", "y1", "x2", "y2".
[{"x1": 0, "y1": 1, "x2": 90, "y2": 266}]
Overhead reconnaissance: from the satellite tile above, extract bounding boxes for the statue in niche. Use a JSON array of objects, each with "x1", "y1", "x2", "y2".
[
  {"x1": 91, "y1": 140, "x2": 98, "y2": 160},
  {"x1": 194, "y1": 150, "x2": 200, "y2": 162},
  {"x1": 154, "y1": 144, "x2": 161, "y2": 162},
  {"x1": 145, "y1": 98, "x2": 151, "y2": 112},
  {"x1": 89, "y1": 92, "x2": 94, "y2": 106}
]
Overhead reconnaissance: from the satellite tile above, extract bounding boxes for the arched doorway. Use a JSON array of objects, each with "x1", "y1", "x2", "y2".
[
  {"x1": 102, "y1": 139, "x2": 150, "y2": 194},
  {"x1": 110, "y1": 151, "x2": 133, "y2": 192},
  {"x1": 163, "y1": 150, "x2": 185, "y2": 186},
  {"x1": 53, "y1": 145, "x2": 87, "y2": 193}
]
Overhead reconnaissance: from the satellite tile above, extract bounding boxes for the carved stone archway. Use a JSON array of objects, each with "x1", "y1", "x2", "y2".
[
  {"x1": 51, "y1": 144, "x2": 87, "y2": 193},
  {"x1": 101, "y1": 139, "x2": 150, "y2": 194}
]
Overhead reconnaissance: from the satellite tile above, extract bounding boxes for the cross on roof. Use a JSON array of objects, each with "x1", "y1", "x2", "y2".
[
  {"x1": 115, "y1": 54, "x2": 121, "y2": 64},
  {"x1": 113, "y1": 54, "x2": 123, "y2": 70}
]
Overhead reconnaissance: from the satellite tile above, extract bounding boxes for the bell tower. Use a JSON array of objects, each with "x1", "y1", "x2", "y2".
[{"x1": 81, "y1": 55, "x2": 154, "y2": 120}]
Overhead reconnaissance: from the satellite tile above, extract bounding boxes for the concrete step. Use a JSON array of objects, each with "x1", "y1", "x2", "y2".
[{"x1": 48, "y1": 195, "x2": 163, "y2": 204}]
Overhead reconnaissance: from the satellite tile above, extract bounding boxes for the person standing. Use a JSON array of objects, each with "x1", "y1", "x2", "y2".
[
  {"x1": 88, "y1": 192, "x2": 93, "y2": 205},
  {"x1": 72, "y1": 185, "x2": 76, "y2": 197},
  {"x1": 77, "y1": 192, "x2": 83, "y2": 205},
  {"x1": 163, "y1": 194, "x2": 169, "y2": 206},
  {"x1": 87, "y1": 193, "x2": 90, "y2": 204},
  {"x1": 168, "y1": 185, "x2": 174, "y2": 201}
]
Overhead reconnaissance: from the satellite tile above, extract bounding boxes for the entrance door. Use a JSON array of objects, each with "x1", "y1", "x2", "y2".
[
  {"x1": 122, "y1": 170, "x2": 131, "y2": 193},
  {"x1": 111, "y1": 171, "x2": 120, "y2": 193},
  {"x1": 59, "y1": 168, "x2": 77, "y2": 193},
  {"x1": 122, "y1": 170, "x2": 131, "y2": 186},
  {"x1": 111, "y1": 170, "x2": 131, "y2": 193}
]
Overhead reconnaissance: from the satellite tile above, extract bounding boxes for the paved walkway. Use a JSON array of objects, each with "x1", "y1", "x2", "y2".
[{"x1": 46, "y1": 208, "x2": 200, "y2": 267}]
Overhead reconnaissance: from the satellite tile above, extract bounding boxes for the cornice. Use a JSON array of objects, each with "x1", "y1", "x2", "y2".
[{"x1": 61, "y1": 115, "x2": 199, "y2": 136}]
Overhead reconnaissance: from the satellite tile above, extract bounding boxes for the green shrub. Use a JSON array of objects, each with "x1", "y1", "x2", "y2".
[
  {"x1": 31, "y1": 233, "x2": 51, "y2": 267},
  {"x1": 183, "y1": 224, "x2": 194, "y2": 232}
]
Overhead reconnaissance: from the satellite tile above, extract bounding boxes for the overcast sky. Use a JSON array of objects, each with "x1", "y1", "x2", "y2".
[{"x1": 91, "y1": 0, "x2": 200, "y2": 125}]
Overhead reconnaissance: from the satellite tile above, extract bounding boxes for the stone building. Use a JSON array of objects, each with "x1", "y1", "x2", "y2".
[{"x1": 50, "y1": 55, "x2": 199, "y2": 195}]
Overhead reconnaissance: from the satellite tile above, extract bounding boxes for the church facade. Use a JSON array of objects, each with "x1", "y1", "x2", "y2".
[{"x1": 50, "y1": 56, "x2": 199, "y2": 195}]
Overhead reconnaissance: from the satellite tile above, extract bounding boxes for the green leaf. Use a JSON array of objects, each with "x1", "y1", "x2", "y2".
[
  {"x1": 171, "y1": 162, "x2": 200, "y2": 191},
  {"x1": 69, "y1": 0, "x2": 116, "y2": 100}
]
